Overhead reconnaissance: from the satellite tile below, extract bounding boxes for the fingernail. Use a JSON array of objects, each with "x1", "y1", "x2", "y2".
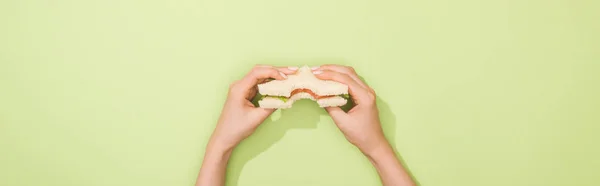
[
  {"x1": 312, "y1": 70, "x2": 323, "y2": 75},
  {"x1": 279, "y1": 71, "x2": 288, "y2": 78},
  {"x1": 311, "y1": 66, "x2": 320, "y2": 70},
  {"x1": 287, "y1": 66, "x2": 298, "y2": 71}
]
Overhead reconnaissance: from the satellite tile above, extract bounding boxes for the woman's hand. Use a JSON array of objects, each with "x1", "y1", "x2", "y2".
[
  {"x1": 197, "y1": 65, "x2": 297, "y2": 186},
  {"x1": 312, "y1": 65, "x2": 388, "y2": 155},
  {"x1": 209, "y1": 65, "x2": 298, "y2": 151},
  {"x1": 313, "y1": 64, "x2": 416, "y2": 186}
]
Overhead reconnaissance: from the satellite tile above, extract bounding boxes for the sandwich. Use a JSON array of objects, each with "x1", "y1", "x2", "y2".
[{"x1": 257, "y1": 65, "x2": 349, "y2": 109}]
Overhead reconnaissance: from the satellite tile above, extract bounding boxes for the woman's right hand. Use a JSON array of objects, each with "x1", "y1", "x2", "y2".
[
  {"x1": 313, "y1": 65, "x2": 416, "y2": 186},
  {"x1": 312, "y1": 65, "x2": 390, "y2": 155}
]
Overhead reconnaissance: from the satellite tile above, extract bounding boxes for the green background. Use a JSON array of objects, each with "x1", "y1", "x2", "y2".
[{"x1": 1, "y1": 0, "x2": 599, "y2": 185}]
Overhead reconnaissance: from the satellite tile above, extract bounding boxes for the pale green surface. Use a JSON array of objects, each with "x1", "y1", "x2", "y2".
[{"x1": 1, "y1": 0, "x2": 599, "y2": 186}]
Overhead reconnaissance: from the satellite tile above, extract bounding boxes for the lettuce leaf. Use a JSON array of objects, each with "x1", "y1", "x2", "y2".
[
  {"x1": 260, "y1": 95, "x2": 289, "y2": 102},
  {"x1": 261, "y1": 94, "x2": 348, "y2": 103},
  {"x1": 341, "y1": 94, "x2": 350, "y2": 99}
]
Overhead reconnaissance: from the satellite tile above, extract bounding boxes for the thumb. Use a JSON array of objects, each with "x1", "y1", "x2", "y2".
[
  {"x1": 325, "y1": 107, "x2": 347, "y2": 121},
  {"x1": 249, "y1": 107, "x2": 276, "y2": 124}
]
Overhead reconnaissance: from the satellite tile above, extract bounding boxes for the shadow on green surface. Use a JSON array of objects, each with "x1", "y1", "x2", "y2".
[{"x1": 225, "y1": 100, "x2": 326, "y2": 186}]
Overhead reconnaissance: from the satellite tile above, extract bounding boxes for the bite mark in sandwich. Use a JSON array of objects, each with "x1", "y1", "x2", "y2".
[{"x1": 257, "y1": 66, "x2": 349, "y2": 109}]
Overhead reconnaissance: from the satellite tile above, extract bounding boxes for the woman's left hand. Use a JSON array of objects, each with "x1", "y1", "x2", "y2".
[{"x1": 208, "y1": 65, "x2": 298, "y2": 151}]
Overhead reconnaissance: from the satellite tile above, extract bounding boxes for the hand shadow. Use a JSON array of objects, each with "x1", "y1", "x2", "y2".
[{"x1": 225, "y1": 100, "x2": 326, "y2": 186}]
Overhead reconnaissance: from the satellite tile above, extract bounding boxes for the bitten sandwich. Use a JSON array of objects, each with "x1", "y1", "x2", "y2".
[{"x1": 257, "y1": 66, "x2": 349, "y2": 109}]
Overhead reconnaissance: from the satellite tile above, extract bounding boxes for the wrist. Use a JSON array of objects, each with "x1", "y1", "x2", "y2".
[
  {"x1": 356, "y1": 136, "x2": 391, "y2": 156},
  {"x1": 362, "y1": 140, "x2": 394, "y2": 161},
  {"x1": 207, "y1": 129, "x2": 243, "y2": 152},
  {"x1": 206, "y1": 136, "x2": 237, "y2": 156},
  {"x1": 203, "y1": 142, "x2": 233, "y2": 165}
]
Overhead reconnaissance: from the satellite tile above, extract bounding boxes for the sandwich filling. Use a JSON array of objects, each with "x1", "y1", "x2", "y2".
[{"x1": 260, "y1": 88, "x2": 349, "y2": 102}]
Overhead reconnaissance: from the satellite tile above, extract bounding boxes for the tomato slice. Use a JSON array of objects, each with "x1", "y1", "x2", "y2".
[{"x1": 290, "y1": 89, "x2": 336, "y2": 99}]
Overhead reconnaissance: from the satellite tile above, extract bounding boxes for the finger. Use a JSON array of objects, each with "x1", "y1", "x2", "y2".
[
  {"x1": 254, "y1": 65, "x2": 298, "y2": 75},
  {"x1": 276, "y1": 66, "x2": 299, "y2": 75},
  {"x1": 244, "y1": 66, "x2": 300, "y2": 90},
  {"x1": 250, "y1": 107, "x2": 277, "y2": 120},
  {"x1": 245, "y1": 86, "x2": 257, "y2": 100},
  {"x1": 314, "y1": 64, "x2": 370, "y2": 91},
  {"x1": 237, "y1": 66, "x2": 288, "y2": 92},
  {"x1": 258, "y1": 66, "x2": 299, "y2": 84},
  {"x1": 312, "y1": 70, "x2": 371, "y2": 102},
  {"x1": 249, "y1": 66, "x2": 288, "y2": 80},
  {"x1": 325, "y1": 107, "x2": 347, "y2": 120}
]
